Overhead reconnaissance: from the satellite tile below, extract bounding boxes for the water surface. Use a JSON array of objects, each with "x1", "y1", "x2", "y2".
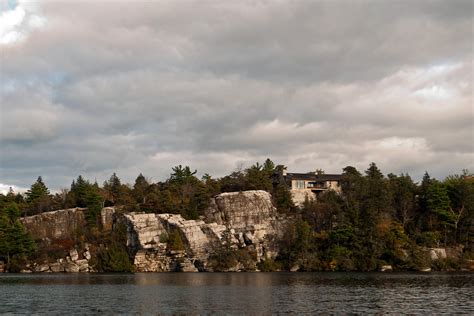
[{"x1": 0, "y1": 272, "x2": 472, "y2": 314}]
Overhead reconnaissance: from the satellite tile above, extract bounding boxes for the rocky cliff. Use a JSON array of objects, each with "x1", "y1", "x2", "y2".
[
  {"x1": 12, "y1": 191, "x2": 474, "y2": 273},
  {"x1": 17, "y1": 190, "x2": 284, "y2": 273},
  {"x1": 21, "y1": 208, "x2": 86, "y2": 241},
  {"x1": 122, "y1": 190, "x2": 284, "y2": 272}
]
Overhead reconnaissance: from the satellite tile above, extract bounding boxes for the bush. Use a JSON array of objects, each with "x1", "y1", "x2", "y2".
[
  {"x1": 257, "y1": 258, "x2": 281, "y2": 272},
  {"x1": 432, "y1": 257, "x2": 461, "y2": 271},
  {"x1": 92, "y1": 222, "x2": 133, "y2": 272},
  {"x1": 417, "y1": 231, "x2": 441, "y2": 247},
  {"x1": 167, "y1": 230, "x2": 185, "y2": 251},
  {"x1": 95, "y1": 246, "x2": 133, "y2": 272}
]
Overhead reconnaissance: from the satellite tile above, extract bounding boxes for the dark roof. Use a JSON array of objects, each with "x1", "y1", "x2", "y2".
[{"x1": 285, "y1": 173, "x2": 343, "y2": 181}]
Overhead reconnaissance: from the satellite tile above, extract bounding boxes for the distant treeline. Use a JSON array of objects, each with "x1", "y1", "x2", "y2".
[{"x1": 1, "y1": 160, "x2": 473, "y2": 271}]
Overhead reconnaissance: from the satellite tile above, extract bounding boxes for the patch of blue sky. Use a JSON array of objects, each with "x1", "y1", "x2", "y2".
[{"x1": 0, "y1": 0, "x2": 17, "y2": 13}]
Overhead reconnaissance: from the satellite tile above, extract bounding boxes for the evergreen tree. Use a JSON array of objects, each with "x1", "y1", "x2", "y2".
[
  {"x1": 70, "y1": 175, "x2": 89, "y2": 207},
  {"x1": 103, "y1": 173, "x2": 122, "y2": 205},
  {"x1": 0, "y1": 203, "x2": 35, "y2": 267},
  {"x1": 133, "y1": 173, "x2": 150, "y2": 204},
  {"x1": 25, "y1": 177, "x2": 52, "y2": 214},
  {"x1": 388, "y1": 173, "x2": 417, "y2": 232},
  {"x1": 25, "y1": 177, "x2": 50, "y2": 203},
  {"x1": 272, "y1": 164, "x2": 294, "y2": 212}
]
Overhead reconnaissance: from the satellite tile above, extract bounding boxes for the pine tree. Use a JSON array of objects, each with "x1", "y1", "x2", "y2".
[
  {"x1": 0, "y1": 203, "x2": 35, "y2": 267},
  {"x1": 103, "y1": 173, "x2": 122, "y2": 205},
  {"x1": 133, "y1": 173, "x2": 150, "y2": 204},
  {"x1": 25, "y1": 177, "x2": 50, "y2": 203},
  {"x1": 25, "y1": 177, "x2": 52, "y2": 214}
]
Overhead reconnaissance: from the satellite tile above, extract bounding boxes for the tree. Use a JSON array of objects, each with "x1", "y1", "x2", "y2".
[
  {"x1": 69, "y1": 175, "x2": 88, "y2": 207},
  {"x1": 84, "y1": 186, "x2": 103, "y2": 227},
  {"x1": 272, "y1": 164, "x2": 294, "y2": 212},
  {"x1": 25, "y1": 177, "x2": 52, "y2": 214},
  {"x1": 103, "y1": 173, "x2": 123, "y2": 205},
  {"x1": 388, "y1": 173, "x2": 417, "y2": 232},
  {"x1": 26, "y1": 177, "x2": 50, "y2": 202},
  {"x1": 444, "y1": 171, "x2": 474, "y2": 243},
  {"x1": 263, "y1": 158, "x2": 275, "y2": 173},
  {"x1": 133, "y1": 173, "x2": 150, "y2": 204},
  {"x1": 418, "y1": 171, "x2": 433, "y2": 230},
  {"x1": 0, "y1": 203, "x2": 35, "y2": 267},
  {"x1": 426, "y1": 181, "x2": 451, "y2": 245},
  {"x1": 169, "y1": 165, "x2": 197, "y2": 185}
]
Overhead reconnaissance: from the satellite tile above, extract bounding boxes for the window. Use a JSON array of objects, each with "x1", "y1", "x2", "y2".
[{"x1": 295, "y1": 180, "x2": 305, "y2": 189}]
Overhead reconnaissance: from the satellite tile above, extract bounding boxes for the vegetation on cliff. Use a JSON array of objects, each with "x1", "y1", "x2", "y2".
[
  {"x1": 276, "y1": 165, "x2": 473, "y2": 271},
  {"x1": 0, "y1": 203, "x2": 35, "y2": 271},
  {"x1": 0, "y1": 159, "x2": 473, "y2": 272}
]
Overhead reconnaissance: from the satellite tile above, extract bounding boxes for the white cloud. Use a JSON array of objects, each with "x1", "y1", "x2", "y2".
[
  {"x1": 0, "y1": 183, "x2": 27, "y2": 195},
  {"x1": 0, "y1": 0, "x2": 45, "y2": 44}
]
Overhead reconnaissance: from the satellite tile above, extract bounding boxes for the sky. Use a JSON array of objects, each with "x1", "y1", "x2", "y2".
[{"x1": 0, "y1": 0, "x2": 473, "y2": 193}]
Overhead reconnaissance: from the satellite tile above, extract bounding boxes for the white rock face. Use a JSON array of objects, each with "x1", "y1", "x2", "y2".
[
  {"x1": 430, "y1": 248, "x2": 447, "y2": 260},
  {"x1": 101, "y1": 207, "x2": 116, "y2": 231},
  {"x1": 157, "y1": 214, "x2": 214, "y2": 260},
  {"x1": 205, "y1": 190, "x2": 277, "y2": 230},
  {"x1": 123, "y1": 213, "x2": 168, "y2": 251},
  {"x1": 205, "y1": 190, "x2": 283, "y2": 260},
  {"x1": 123, "y1": 190, "x2": 284, "y2": 272}
]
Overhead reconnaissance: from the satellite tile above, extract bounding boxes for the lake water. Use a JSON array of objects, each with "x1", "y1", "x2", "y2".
[{"x1": 0, "y1": 272, "x2": 472, "y2": 314}]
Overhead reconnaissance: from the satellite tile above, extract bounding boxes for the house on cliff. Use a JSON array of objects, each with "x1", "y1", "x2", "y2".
[{"x1": 273, "y1": 170, "x2": 343, "y2": 206}]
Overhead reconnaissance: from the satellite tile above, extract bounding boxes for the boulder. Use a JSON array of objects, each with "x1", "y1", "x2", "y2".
[
  {"x1": 64, "y1": 262, "x2": 80, "y2": 273},
  {"x1": 50, "y1": 263, "x2": 64, "y2": 273},
  {"x1": 380, "y1": 265, "x2": 393, "y2": 272},
  {"x1": 429, "y1": 248, "x2": 447, "y2": 260},
  {"x1": 69, "y1": 249, "x2": 79, "y2": 261},
  {"x1": 179, "y1": 259, "x2": 199, "y2": 272},
  {"x1": 34, "y1": 263, "x2": 50, "y2": 273},
  {"x1": 84, "y1": 251, "x2": 91, "y2": 261}
]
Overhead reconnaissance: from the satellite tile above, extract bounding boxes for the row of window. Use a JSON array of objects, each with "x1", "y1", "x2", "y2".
[{"x1": 293, "y1": 180, "x2": 332, "y2": 189}]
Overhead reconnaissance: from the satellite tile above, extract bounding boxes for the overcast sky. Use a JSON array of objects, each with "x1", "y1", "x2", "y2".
[{"x1": 0, "y1": 0, "x2": 473, "y2": 192}]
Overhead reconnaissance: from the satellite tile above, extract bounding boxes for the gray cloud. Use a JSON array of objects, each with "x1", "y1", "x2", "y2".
[{"x1": 0, "y1": 0, "x2": 472, "y2": 190}]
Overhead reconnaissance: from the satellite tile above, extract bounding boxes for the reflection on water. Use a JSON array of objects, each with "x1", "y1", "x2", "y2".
[{"x1": 0, "y1": 272, "x2": 472, "y2": 314}]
